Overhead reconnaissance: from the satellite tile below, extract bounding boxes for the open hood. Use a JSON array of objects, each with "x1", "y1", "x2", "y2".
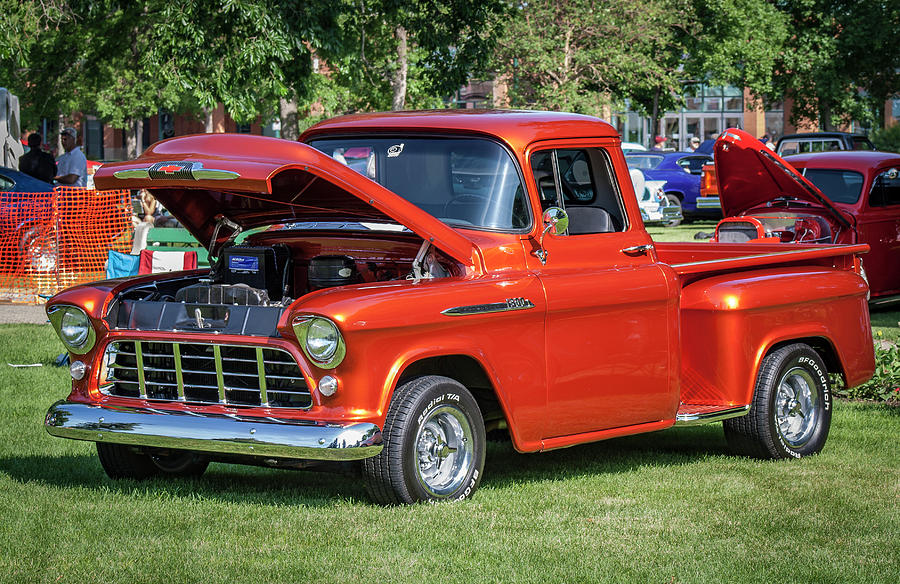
[
  {"x1": 715, "y1": 129, "x2": 852, "y2": 229},
  {"x1": 95, "y1": 134, "x2": 481, "y2": 267}
]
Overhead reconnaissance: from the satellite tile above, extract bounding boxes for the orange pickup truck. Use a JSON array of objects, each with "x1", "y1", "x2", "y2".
[{"x1": 44, "y1": 111, "x2": 874, "y2": 504}]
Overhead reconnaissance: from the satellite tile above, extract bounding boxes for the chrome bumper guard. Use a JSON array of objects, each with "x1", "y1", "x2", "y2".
[
  {"x1": 662, "y1": 207, "x2": 683, "y2": 220},
  {"x1": 695, "y1": 196, "x2": 721, "y2": 209},
  {"x1": 45, "y1": 401, "x2": 383, "y2": 461}
]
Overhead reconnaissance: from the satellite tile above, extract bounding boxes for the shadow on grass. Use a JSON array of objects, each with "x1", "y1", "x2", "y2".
[
  {"x1": 0, "y1": 424, "x2": 733, "y2": 505},
  {"x1": 482, "y1": 423, "x2": 731, "y2": 489}
]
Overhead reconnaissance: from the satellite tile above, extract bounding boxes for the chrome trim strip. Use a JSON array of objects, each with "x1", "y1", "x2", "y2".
[
  {"x1": 45, "y1": 401, "x2": 382, "y2": 461},
  {"x1": 442, "y1": 298, "x2": 535, "y2": 316},
  {"x1": 674, "y1": 405, "x2": 750, "y2": 426},
  {"x1": 135, "y1": 341, "x2": 146, "y2": 399},
  {"x1": 173, "y1": 342, "x2": 185, "y2": 401},
  {"x1": 213, "y1": 344, "x2": 226, "y2": 403},
  {"x1": 671, "y1": 245, "x2": 867, "y2": 270},
  {"x1": 256, "y1": 347, "x2": 269, "y2": 407},
  {"x1": 112, "y1": 169, "x2": 150, "y2": 179}
]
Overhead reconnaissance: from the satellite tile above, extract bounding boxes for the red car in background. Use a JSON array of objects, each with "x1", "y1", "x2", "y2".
[{"x1": 712, "y1": 129, "x2": 900, "y2": 305}]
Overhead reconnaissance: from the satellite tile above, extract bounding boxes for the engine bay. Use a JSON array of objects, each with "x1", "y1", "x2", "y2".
[{"x1": 105, "y1": 232, "x2": 458, "y2": 336}]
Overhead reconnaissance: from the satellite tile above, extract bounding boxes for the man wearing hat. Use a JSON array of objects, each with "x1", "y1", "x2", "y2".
[
  {"x1": 689, "y1": 136, "x2": 701, "y2": 152},
  {"x1": 55, "y1": 127, "x2": 87, "y2": 187}
]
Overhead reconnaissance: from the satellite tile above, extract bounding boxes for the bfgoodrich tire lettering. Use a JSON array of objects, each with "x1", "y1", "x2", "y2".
[
  {"x1": 724, "y1": 343, "x2": 832, "y2": 459},
  {"x1": 363, "y1": 375, "x2": 486, "y2": 504}
]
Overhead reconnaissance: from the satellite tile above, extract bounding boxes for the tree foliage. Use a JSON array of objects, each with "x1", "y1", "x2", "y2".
[
  {"x1": 2, "y1": 0, "x2": 898, "y2": 144},
  {"x1": 493, "y1": 0, "x2": 687, "y2": 116},
  {"x1": 772, "y1": 0, "x2": 900, "y2": 129},
  {"x1": 317, "y1": 0, "x2": 506, "y2": 113}
]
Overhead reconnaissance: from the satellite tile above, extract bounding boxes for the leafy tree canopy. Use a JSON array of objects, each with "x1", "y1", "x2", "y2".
[{"x1": 772, "y1": 0, "x2": 900, "y2": 128}]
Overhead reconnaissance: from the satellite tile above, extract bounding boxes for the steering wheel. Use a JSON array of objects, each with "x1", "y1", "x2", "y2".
[{"x1": 443, "y1": 194, "x2": 491, "y2": 224}]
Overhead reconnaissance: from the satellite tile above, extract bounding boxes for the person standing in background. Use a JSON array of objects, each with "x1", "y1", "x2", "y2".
[
  {"x1": 19, "y1": 133, "x2": 56, "y2": 183},
  {"x1": 54, "y1": 127, "x2": 87, "y2": 187}
]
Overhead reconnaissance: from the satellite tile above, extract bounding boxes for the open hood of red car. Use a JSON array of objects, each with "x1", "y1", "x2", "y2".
[
  {"x1": 94, "y1": 134, "x2": 481, "y2": 267},
  {"x1": 715, "y1": 129, "x2": 852, "y2": 228}
]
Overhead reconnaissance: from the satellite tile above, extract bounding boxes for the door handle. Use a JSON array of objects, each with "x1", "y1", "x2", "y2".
[{"x1": 620, "y1": 244, "x2": 653, "y2": 255}]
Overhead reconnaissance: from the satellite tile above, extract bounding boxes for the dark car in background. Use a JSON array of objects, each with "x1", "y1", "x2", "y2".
[
  {"x1": 713, "y1": 131, "x2": 900, "y2": 305},
  {"x1": 625, "y1": 151, "x2": 716, "y2": 225},
  {"x1": 0, "y1": 166, "x2": 55, "y2": 194},
  {"x1": 776, "y1": 132, "x2": 875, "y2": 156}
]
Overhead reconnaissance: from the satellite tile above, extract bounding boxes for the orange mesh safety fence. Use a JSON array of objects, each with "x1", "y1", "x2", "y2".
[{"x1": 0, "y1": 187, "x2": 134, "y2": 304}]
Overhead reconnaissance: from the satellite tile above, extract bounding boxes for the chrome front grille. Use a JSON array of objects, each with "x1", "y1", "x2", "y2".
[{"x1": 100, "y1": 341, "x2": 311, "y2": 409}]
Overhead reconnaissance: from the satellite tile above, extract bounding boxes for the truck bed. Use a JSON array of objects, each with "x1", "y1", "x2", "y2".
[
  {"x1": 655, "y1": 240, "x2": 872, "y2": 413},
  {"x1": 654, "y1": 241, "x2": 868, "y2": 278}
]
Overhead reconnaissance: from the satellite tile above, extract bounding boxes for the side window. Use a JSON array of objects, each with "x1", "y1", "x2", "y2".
[
  {"x1": 779, "y1": 141, "x2": 800, "y2": 155},
  {"x1": 530, "y1": 148, "x2": 627, "y2": 234},
  {"x1": 869, "y1": 168, "x2": 900, "y2": 207},
  {"x1": 677, "y1": 156, "x2": 710, "y2": 175}
]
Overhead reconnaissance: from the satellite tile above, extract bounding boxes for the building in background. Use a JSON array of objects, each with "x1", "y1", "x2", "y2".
[{"x1": 38, "y1": 81, "x2": 900, "y2": 162}]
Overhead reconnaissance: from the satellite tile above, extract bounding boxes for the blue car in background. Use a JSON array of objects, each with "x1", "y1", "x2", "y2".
[
  {"x1": 0, "y1": 166, "x2": 55, "y2": 195},
  {"x1": 625, "y1": 151, "x2": 715, "y2": 225}
]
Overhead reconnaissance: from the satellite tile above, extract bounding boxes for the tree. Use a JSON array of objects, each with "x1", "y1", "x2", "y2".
[
  {"x1": 0, "y1": 1, "x2": 83, "y2": 130},
  {"x1": 317, "y1": 0, "x2": 506, "y2": 114},
  {"x1": 682, "y1": 0, "x2": 790, "y2": 105},
  {"x1": 493, "y1": 0, "x2": 694, "y2": 130},
  {"x1": 772, "y1": 0, "x2": 900, "y2": 129}
]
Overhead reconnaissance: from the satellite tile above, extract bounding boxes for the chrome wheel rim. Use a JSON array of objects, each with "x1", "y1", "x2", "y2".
[
  {"x1": 415, "y1": 405, "x2": 473, "y2": 497},
  {"x1": 774, "y1": 366, "x2": 819, "y2": 448}
]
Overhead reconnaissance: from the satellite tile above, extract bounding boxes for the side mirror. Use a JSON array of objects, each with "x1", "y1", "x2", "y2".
[
  {"x1": 535, "y1": 207, "x2": 568, "y2": 265},
  {"x1": 542, "y1": 206, "x2": 569, "y2": 236}
]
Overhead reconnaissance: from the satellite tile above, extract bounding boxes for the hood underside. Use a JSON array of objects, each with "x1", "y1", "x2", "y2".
[
  {"x1": 715, "y1": 129, "x2": 851, "y2": 229},
  {"x1": 94, "y1": 134, "x2": 480, "y2": 267}
]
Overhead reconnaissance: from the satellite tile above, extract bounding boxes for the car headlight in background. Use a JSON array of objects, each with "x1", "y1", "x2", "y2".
[
  {"x1": 292, "y1": 316, "x2": 346, "y2": 369},
  {"x1": 48, "y1": 306, "x2": 96, "y2": 354}
]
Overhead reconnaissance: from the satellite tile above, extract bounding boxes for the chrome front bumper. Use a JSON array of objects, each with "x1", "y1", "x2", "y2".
[{"x1": 45, "y1": 401, "x2": 383, "y2": 461}]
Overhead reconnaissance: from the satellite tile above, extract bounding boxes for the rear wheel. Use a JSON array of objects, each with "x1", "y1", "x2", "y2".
[
  {"x1": 97, "y1": 444, "x2": 209, "y2": 479},
  {"x1": 724, "y1": 343, "x2": 831, "y2": 459},
  {"x1": 363, "y1": 375, "x2": 485, "y2": 504}
]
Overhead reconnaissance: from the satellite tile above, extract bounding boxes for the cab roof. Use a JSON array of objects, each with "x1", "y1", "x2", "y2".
[
  {"x1": 301, "y1": 110, "x2": 619, "y2": 152},
  {"x1": 784, "y1": 151, "x2": 900, "y2": 172}
]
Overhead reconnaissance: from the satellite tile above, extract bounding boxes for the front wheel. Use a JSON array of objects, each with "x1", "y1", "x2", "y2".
[
  {"x1": 723, "y1": 343, "x2": 832, "y2": 459},
  {"x1": 363, "y1": 375, "x2": 485, "y2": 504}
]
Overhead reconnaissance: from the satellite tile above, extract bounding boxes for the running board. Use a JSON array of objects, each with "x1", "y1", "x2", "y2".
[
  {"x1": 675, "y1": 404, "x2": 750, "y2": 426},
  {"x1": 870, "y1": 294, "x2": 900, "y2": 308}
]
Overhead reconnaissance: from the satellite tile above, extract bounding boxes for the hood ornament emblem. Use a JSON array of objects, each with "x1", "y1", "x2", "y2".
[{"x1": 114, "y1": 161, "x2": 240, "y2": 181}]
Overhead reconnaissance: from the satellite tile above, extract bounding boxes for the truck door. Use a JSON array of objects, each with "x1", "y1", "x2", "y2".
[
  {"x1": 859, "y1": 166, "x2": 900, "y2": 298},
  {"x1": 525, "y1": 143, "x2": 680, "y2": 438}
]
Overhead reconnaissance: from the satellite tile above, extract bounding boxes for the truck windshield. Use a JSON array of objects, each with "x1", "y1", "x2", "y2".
[
  {"x1": 800, "y1": 169, "x2": 864, "y2": 204},
  {"x1": 307, "y1": 137, "x2": 530, "y2": 230}
]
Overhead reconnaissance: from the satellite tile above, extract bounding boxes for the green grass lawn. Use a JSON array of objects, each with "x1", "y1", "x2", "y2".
[
  {"x1": 646, "y1": 219, "x2": 719, "y2": 242},
  {"x1": 1, "y1": 324, "x2": 898, "y2": 583}
]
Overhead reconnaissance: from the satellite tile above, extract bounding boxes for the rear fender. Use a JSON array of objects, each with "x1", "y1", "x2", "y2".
[{"x1": 679, "y1": 267, "x2": 873, "y2": 406}]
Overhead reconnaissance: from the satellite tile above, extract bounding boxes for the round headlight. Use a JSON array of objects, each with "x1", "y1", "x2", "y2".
[
  {"x1": 306, "y1": 318, "x2": 339, "y2": 361},
  {"x1": 60, "y1": 308, "x2": 90, "y2": 348}
]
